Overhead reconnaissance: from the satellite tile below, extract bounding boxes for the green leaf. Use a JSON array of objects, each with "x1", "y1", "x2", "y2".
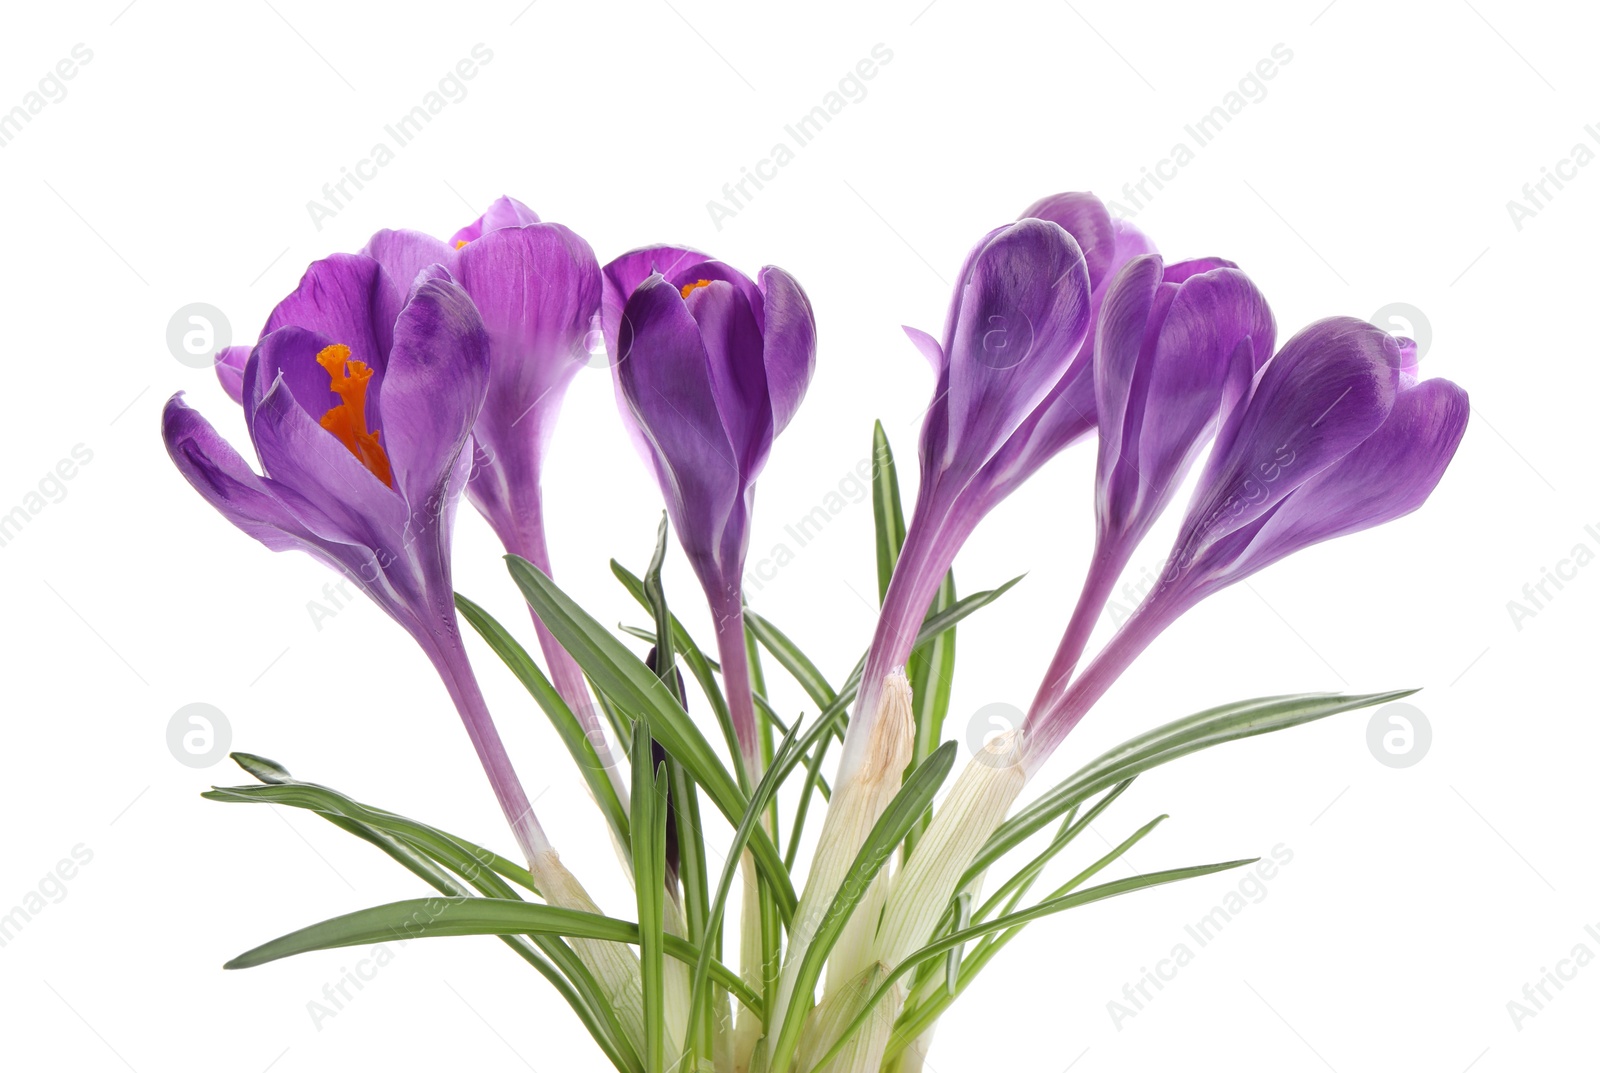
[
  {"x1": 745, "y1": 609, "x2": 838, "y2": 711},
  {"x1": 507, "y1": 554, "x2": 796, "y2": 921},
  {"x1": 765, "y1": 742, "x2": 958, "y2": 1073},
  {"x1": 224, "y1": 895, "x2": 762, "y2": 1015},
  {"x1": 207, "y1": 757, "x2": 642, "y2": 1073},
  {"x1": 630, "y1": 725, "x2": 669, "y2": 1073},
  {"x1": 456, "y1": 593, "x2": 631, "y2": 857},
  {"x1": 967, "y1": 689, "x2": 1414, "y2": 887},
  {"x1": 686, "y1": 718, "x2": 806, "y2": 1053},
  {"x1": 871, "y1": 420, "x2": 907, "y2": 604}
]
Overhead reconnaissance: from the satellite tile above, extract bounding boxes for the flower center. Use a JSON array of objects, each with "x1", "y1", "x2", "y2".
[
  {"x1": 455, "y1": 239, "x2": 469, "y2": 250},
  {"x1": 679, "y1": 278, "x2": 714, "y2": 298},
  {"x1": 316, "y1": 343, "x2": 392, "y2": 487}
]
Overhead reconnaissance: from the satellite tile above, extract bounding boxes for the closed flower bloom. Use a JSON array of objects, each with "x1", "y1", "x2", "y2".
[
  {"x1": 1034, "y1": 253, "x2": 1275, "y2": 698},
  {"x1": 1022, "y1": 316, "x2": 1469, "y2": 771},
  {"x1": 836, "y1": 215, "x2": 1094, "y2": 788},
  {"x1": 600, "y1": 246, "x2": 817, "y2": 776}
]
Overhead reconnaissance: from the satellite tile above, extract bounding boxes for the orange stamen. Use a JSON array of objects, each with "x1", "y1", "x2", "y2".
[
  {"x1": 315, "y1": 343, "x2": 393, "y2": 487},
  {"x1": 679, "y1": 278, "x2": 714, "y2": 299},
  {"x1": 454, "y1": 239, "x2": 470, "y2": 250}
]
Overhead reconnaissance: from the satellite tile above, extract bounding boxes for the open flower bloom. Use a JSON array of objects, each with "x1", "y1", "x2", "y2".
[
  {"x1": 362, "y1": 198, "x2": 619, "y2": 794},
  {"x1": 1021, "y1": 316, "x2": 1470, "y2": 771},
  {"x1": 214, "y1": 198, "x2": 622, "y2": 795},
  {"x1": 599, "y1": 245, "x2": 817, "y2": 777},
  {"x1": 164, "y1": 271, "x2": 553, "y2": 862},
  {"x1": 833, "y1": 214, "x2": 1096, "y2": 789},
  {"x1": 1033, "y1": 253, "x2": 1276, "y2": 696}
]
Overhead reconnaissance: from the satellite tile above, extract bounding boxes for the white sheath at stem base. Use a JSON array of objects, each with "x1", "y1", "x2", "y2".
[
  {"x1": 532, "y1": 848, "x2": 678, "y2": 1065},
  {"x1": 770, "y1": 672, "x2": 915, "y2": 1035}
]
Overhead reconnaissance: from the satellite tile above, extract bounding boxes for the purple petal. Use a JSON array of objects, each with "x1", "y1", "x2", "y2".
[
  {"x1": 682, "y1": 279, "x2": 772, "y2": 478},
  {"x1": 1019, "y1": 192, "x2": 1116, "y2": 289},
  {"x1": 601, "y1": 244, "x2": 711, "y2": 362},
  {"x1": 1133, "y1": 268, "x2": 1275, "y2": 503},
  {"x1": 449, "y1": 196, "x2": 541, "y2": 246},
  {"x1": 614, "y1": 275, "x2": 744, "y2": 585},
  {"x1": 376, "y1": 277, "x2": 491, "y2": 516},
  {"x1": 756, "y1": 266, "x2": 816, "y2": 437},
  {"x1": 1173, "y1": 316, "x2": 1402, "y2": 566},
  {"x1": 902, "y1": 325, "x2": 944, "y2": 372},
  {"x1": 1217, "y1": 378, "x2": 1470, "y2": 585},
  {"x1": 249, "y1": 349, "x2": 405, "y2": 542},
  {"x1": 163, "y1": 393, "x2": 324, "y2": 554},
  {"x1": 934, "y1": 219, "x2": 1093, "y2": 492},
  {"x1": 262, "y1": 253, "x2": 395, "y2": 425},
  {"x1": 215, "y1": 346, "x2": 251, "y2": 406},
  {"x1": 360, "y1": 228, "x2": 455, "y2": 323}
]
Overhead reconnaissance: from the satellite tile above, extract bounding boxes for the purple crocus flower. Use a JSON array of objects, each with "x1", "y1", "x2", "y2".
[
  {"x1": 214, "y1": 198, "x2": 623, "y2": 797},
  {"x1": 834, "y1": 213, "x2": 1099, "y2": 786},
  {"x1": 599, "y1": 245, "x2": 817, "y2": 778},
  {"x1": 164, "y1": 271, "x2": 552, "y2": 862},
  {"x1": 359, "y1": 199, "x2": 621, "y2": 795},
  {"x1": 1020, "y1": 316, "x2": 1469, "y2": 772},
  {"x1": 1032, "y1": 253, "x2": 1276, "y2": 697}
]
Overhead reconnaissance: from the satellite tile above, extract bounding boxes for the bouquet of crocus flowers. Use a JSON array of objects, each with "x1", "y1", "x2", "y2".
[{"x1": 164, "y1": 192, "x2": 1467, "y2": 1073}]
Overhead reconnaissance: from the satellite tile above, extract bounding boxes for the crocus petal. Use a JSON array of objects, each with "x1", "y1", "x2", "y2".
[
  {"x1": 449, "y1": 195, "x2": 541, "y2": 246},
  {"x1": 1092, "y1": 254, "x2": 1165, "y2": 488},
  {"x1": 163, "y1": 393, "x2": 326, "y2": 554},
  {"x1": 262, "y1": 253, "x2": 394, "y2": 426},
  {"x1": 361, "y1": 228, "x2": 455, "y2": 322},
  {"x1": 901, "y1": 326, "x2": 944, "y2": 372},
  {"x1": 375, "y1": 277, "x2": 491, "y2": 517},
  {"x1": 757, "y1": 266, "x2": 816, "y2": 436},
  {"x1": 683, "y1": 280, "x2": 772, "y2": 478},
  {"x1": 1133, "y1": 268, "x2": 1275, "y2": 504},
  {"x1": 936, "y1": 219, "x2": 1092, "y2": 491},
  {"x1": 601, "y1": 244, "x2": 710, "y2": 361},
  {"x1": 615, "y1": 274, "x2": 744, "y2": 583},
  {"x1": 1174, "y1": 317, "x2": 1401, "y2": 567},
  {"x1": 1217, "y1": 378, "x2": 1470, "y2": 585},
  {"x1": 247, "y1": 328, "x2": 408, "y2": 549},
  {"x1": 1019, "y1": 192, "x2": 1116, "y2": 289},
  {"x1": 1108, "y1": 218, "x2": 1158, "y2": 267},
  {"x1": 214, "y1": 346, "x2": 251, "y2": 405}
]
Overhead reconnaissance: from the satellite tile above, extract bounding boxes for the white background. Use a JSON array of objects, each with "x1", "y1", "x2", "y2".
[{"x1": 1, "y1": 0, "x2": 1594, "y2": 1070}]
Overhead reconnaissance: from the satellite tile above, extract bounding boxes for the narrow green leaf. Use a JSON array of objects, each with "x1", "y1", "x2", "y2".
[
  {"x1": 507, "y1": 554, "x2": 796, "y2": 920},
  {"x1": 871, "y1": 420, "x2": 907, "y2": 604},
  {"x1": 745, "y1": 610, "x2": 837, "y2": 710},
  {"x1": 225, "y1": 896, "x2": 762, "y2": 1016},
  {"x1": 686, "y1": 718, "x2": 806, "y2": 1056},
  {"x1": 631, "y1": 725, "x2": 668, "y2": 1073},
  {"x1": 967, "y1": 689, "x2": 1415, "y2": 886}
]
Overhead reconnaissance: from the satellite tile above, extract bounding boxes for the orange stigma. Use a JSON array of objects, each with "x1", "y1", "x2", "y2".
[
  {"x1": 454, "y1": 239, "x2": 470, "y2": 249},
  {"x1": 315, "y1": 343, "x2": 393, "y2": 487},
  {"x1": 679, "y1": 278, "x2": 714, "y2": 298}
]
